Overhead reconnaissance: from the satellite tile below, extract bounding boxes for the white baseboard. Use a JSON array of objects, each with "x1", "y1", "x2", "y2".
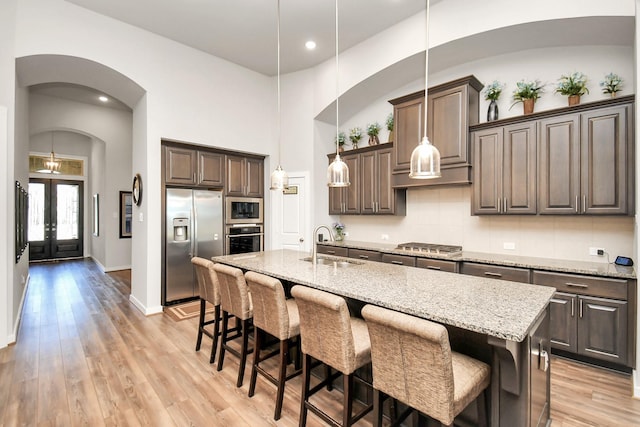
[
  {"x1": 91, "y1": 257, "x2": 107, "y2": 272},
  {"x1": 634, "y1": 369, "x2": 640, "y2": 398},
  {"x1": 8, "y1": 272, "x2": 30, "y2": 345},
  {"x1": 104, "y1": 265, "x2": 132, "y2": 272},
  {"x1": 129, "y1": 294, "x2": 163, "y2": 316}
]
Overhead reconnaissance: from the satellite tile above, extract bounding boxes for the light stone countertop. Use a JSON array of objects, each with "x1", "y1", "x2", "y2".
[
  {"x1": 212, "y1": 249, "x2": 556, "y2": 343},
  {"x1": 320, "y1": 240, "x2": 636, "y2": 280}
]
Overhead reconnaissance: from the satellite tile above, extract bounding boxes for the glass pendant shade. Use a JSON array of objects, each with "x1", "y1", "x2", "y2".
[
  {"x1": 269, "y1": 165, "x2": 289, "y2": 190},
  {"x1": 409, "y1": 136, "x2": 441, "y2": 179},
  {"x1": 327, "y1": 154, "x2": 350, "y2": 187}
]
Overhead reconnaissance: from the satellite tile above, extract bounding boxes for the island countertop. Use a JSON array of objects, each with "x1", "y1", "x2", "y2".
[{"x1": 212, "y1": 249, "x2": 555, "y2": 342}]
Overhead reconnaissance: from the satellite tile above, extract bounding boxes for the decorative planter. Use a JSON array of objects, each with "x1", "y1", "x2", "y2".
[
  {"x1": 523, "y1": 98, "x2": 535, "y2": 115},
  {"x1": 487, "y1": 100, "x2": 499, "y2": 121},
  {"x1": 387, "y1": 130, "x2": 394, "y2": 143},
  {"x1": 568, "y1": 95, "x2": 581, "y2": 106},
  {"x1": 368, "y1": 135, "x2": 380, "y2": 145}
]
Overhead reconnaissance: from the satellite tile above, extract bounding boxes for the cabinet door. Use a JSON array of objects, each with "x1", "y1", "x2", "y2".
[
  {"x1": 471, "y1": 128, "x2": 502, "y2": 214},
  {"x1": 376, "y1": 147, "x2": 395, "y2": 214},
  {"x1": 503, "y1": 122, "x2": 537, "y2": 214},
  {"x1": 578, "y1": 296, "x2": 628, "y2": 366},
  {"x1": 392, "y1": 96, "x2": 423, "y2": 172},
  {"x1": 581, "y1": 106, "x2": 628, "y2": 214},
  {"x1": 226, "y1": 155, "x2": 246, "y2": 196},
  {"x1": 343, "y1": 154, "x2": 360, "y2": 214},
  {"x1": 245, "y1": 157, "x2": 264, "y2": 197},
  {"x1": 549, "y1": 292, "x2": 577, "y2": 352},
  {"x1": 198, "y1": 151, "x2": 224, "y2": 187},
  {"x1": 415, "y1": 257, "x2": 458, "y2": 273},
  {"x1": 165, "y1": 146, "x2": 196, "y2": 185},
  {"x1": 460, "y1": 262, "x2": 531, "y2": 283},
  {"x1": 428, "y1": 84, "x2": 469, "y2": 166},
  {"x1": 328, "y1": 186, "x2": 343, "y2": 215},
  {"x1": 538, "y1": 114, "x2": 580, "y2": 214},
  {"x1": 360, "y1": 151, "x2": 376, "y2": 214},
  {"x1": 382, "y1": 253, "x2": 416, "y2": 267}
]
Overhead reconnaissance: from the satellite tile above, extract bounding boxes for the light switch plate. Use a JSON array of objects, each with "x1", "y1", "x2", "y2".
[{"x1": 503, "y1": 242, "x2": 515, "y2": 250}]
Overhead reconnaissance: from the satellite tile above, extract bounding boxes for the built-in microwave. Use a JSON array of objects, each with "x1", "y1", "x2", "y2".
[{"x1": 225, "y1": 196, "x2": 263, "y2": 224}]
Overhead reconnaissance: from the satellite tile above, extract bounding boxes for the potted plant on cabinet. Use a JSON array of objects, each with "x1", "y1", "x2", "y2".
[
  {"x1": 335, "y1": 131, "x2": 346, "y2": 152},
  {"x1": 556, "y1": 72, "x2": 589, "y2": 106},
  {"x1": 483, "y1": 80, "x2": 504, "y2": 121},
  {"x1": 367, "y1": 122, "x2": 381, "y2": 145},
  {"x1": 511, "y1": 79, "x2": 544, "y2": 115},
  {"x1": 349, "y1": 127, "x2": 363, "y2": 149},
  {"x1": 385, "y1": 113, "x2": 394, "y2": 143},
  {"x1": 600, "y1": 73, "x2": 623, "y2": 98}
]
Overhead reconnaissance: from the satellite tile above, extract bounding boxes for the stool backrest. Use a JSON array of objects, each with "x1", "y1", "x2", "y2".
[
  {"x1": 213, "y1": 263, "x2": 252, "y2": 320},
  {"x1": 245, "y1": 271, "x2": 292, "y2": 340},
  {"x1": 191, "y1": 257, "x2": 220, "y2": 306},
  {"x1": 361, "y1": 304, "x2": 455, "y2": 424},
  {"x1": 291, "y1": 285, "x2": 356, "y2": 375}
]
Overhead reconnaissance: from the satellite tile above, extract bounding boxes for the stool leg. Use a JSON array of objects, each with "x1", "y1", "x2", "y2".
[
  {"x1": 248, "y1": 328, "x2": 262, "y2": 397},
  {"x1": 343, "y1": 373, "x2": 354, "y2": 427},
  {"x1": 299, "y1": 353, "x2": 311, "y2": 427},
  {"x1": 195, "y1": 298, "x2": 206, "y2": 351},
  {"x1": 325, "y1": 365, "x2": 333, "y2": 391},
  {"x1": 274, "y1": 339, "x2": 289, "y2": 420},
  {"x1": 209, "y1": 305, "x2": 221, "y2": 364},
  {"x1": 373, "y1": 389, "x2": 383, "y2": 427},
  {"x1": 217, "y1": 310, "x2": 229, "y2": 372},
  {"x1": 236, "y1": 318, "x2": 250, "y2": 387}
]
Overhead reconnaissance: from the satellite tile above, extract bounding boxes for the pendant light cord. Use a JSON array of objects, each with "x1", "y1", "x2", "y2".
[
  {"x1": 277, "y1": 0, "x2": 282, "y2": 166},
  {"x1": 335, "y1": 0, "x2": 340, "y2": 156},
  {"x1": 423, "y1": 0, "x2": 430, "y2": 140}
]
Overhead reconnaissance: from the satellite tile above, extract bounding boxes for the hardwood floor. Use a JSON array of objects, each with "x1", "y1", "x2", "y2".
[{"x1": 0, "y1": 258, "x2": 639, "y2": 426}]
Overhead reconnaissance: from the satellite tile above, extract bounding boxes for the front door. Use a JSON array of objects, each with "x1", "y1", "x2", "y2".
[{"x1": 28, "y1": 179, "x2": 84, "y2": 260}]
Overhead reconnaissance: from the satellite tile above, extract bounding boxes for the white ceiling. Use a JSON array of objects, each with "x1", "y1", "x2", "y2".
[{"x1": 65, "y1": 0, "x2": 430, "y2": 76}]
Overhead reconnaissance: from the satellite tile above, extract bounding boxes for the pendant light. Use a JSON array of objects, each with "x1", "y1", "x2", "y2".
[
  {"x1": 327, "y1": 0, "x2": 350, "y2": 187},
  {"x1": 409, "y1": 0, "x2": 441, "y2": 179},
  {"x1": 269, "y1": 0, "x2": 289, "y2": 190},
  {"x1": 44, "y1": 131, "x2": 61, "y2": 174}
]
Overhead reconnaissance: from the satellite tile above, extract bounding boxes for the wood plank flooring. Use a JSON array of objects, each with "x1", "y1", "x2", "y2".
[{"x1": 0, "y1": 258, "x2": 639, "y2": 426}]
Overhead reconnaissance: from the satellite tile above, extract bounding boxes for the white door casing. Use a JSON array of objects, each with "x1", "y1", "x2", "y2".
[{"x1": 271, "y1": 172, "x2": 309, "y2": 252}]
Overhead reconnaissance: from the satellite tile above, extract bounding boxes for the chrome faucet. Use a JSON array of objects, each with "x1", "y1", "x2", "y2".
[{"x1": 311, "y1": 225, "x2": 334, "y2": 265}]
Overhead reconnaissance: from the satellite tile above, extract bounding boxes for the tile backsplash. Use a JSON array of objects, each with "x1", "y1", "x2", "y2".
[{"x1": 341, "y1": 186, "x2": 634, "y2": 263}]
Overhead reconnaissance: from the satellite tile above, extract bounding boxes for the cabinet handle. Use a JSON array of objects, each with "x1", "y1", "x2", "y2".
[
  {"x1": 326, "y1": 250, "x2": 336, "y2": 255},
  {"x1": 484, "y1": 271, "x2": 502, "y2": 278},
  {"x1": 359, "y1": 255, "x2": 369, "y2": 259},
  {"x1": 582, "y1": 195, "x2": 586, "y2": 213},
  {"x1": 391, "y1": 260, "x2": 403, "y2": 265},
  {"x1": 497, "y1": 198, "x2": 501, "y2": 213},
  {"x1": 426, "y1": 266, "x2": 441, "y2": 270},
  {"x1": 503, "y1": 197, "x2": 507, "y2": 213},
  {"x1": 571, "y1": 298, "x2": 575, "y2": 317},
  {"x1": 579, "y1": 299, "x2": 583, "y2": 318},
  {"x1": 575, "y1": 196, "x2": 579, "y2": 213},
  {"x1": 565, "y1": 282, "x2": 588, "y2": 289},
  {"x1": 193, "y1": 172, "x2": 196, "y2": 182}
]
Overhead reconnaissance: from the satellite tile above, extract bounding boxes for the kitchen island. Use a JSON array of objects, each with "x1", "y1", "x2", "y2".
[{"x1": 212, "y1": 249, "x2": 556, "y2": 427}]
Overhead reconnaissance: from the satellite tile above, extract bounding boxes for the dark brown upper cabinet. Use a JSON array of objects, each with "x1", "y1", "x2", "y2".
[
  {"x1": 389, "y1": 75, "x2": 482, "y2": 188},
  {"x1": 226, "y1": 155, "x2": 264, "y2": 197},
  {"x1": 164, "y1": 145, "x2": 224, "y2": 188}
]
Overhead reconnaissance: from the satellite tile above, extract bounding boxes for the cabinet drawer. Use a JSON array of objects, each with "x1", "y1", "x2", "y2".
[
  {"x1": 348, "y1": 248, "x2": 382, "y2": 262},
  {"x1": 532, "y1": 270, "x2": 627, "y2": 300},
  {"x1": 382, "y1": 253, "x2": 416, "y2": 267},
  {"x1": 461, "y1": 262, "x2": 530, "y2": 283},
  {"x1": 415, "y1": 258, "x2": 458, "y2": 273},
  {"x1": 316, "y1": 245, "x2": 348, "y2": 257}
]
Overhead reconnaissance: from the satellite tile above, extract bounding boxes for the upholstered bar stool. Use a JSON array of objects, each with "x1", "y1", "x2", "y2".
[
  {"x1": 361, "y1": 304, "x2": 491, "y2": 427},
  {"x1": 212, "y1": 263, "x2": 253, "y2": 388},
  {"x1": 291, "y1": 285, "x2": 373, "y2": 427},
  {"x1": 245, "y1": 271, "x2": 302, "y2": 420},
  {"x1": 191, "y1": 257, "x2": 222, "y2": 364}
]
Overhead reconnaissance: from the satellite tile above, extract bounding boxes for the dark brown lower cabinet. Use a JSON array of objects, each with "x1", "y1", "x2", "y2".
[
  {"x1": 381, "y1": 253, "x2": 416, "y2": 267},
  {"x1": 578, "y1": 295, "x2": 628, "y2": 366},
  {"x1": 460, "y1": 261, "x2": 531, "y2": 283},
  {"x1": 415, "y1": 257, "x2": 458, "y2": 273},
  {"x1": 316, "y1": 244, "x2": 348, "y2": 257},
  {"x1": 549, "y1": 292, "x2": 577, "y2": 351},
  {"x1": 348, "y1": 248, "x2": 383, "y2": 262}
]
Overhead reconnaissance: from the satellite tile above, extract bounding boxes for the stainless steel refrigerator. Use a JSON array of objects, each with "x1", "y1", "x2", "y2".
[{"x1": 165, "y1": 188, "x2": 223, "y2": 304}]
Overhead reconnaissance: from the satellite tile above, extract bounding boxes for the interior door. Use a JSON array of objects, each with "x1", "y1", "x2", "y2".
[
  {"x1": 29, "y1": 179, "x2": 84, "y2": 260},
  {"x1": 272, "y1": 173, "x2": 309, "y2": 252}
]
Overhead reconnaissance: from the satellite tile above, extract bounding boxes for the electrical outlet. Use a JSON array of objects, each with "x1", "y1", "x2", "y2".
[
  {"x1": 343, "y1": 231, "x2": 349, "y2": 237},
  {"x1": 589, "y1": 247, "x2": 605, "y2": 256},
  {"x1": 381, "y1": 234, "x2": 389, "y2": 240},
  {"x1": 503, "y1": 242, "x2": 515, "y2": 250}
]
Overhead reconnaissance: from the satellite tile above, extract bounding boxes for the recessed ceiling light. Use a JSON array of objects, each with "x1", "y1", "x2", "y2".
[
  {"x1": 305, "y1": 40, "x2": 316, "y2": 50},
  {"x1": 99, "y1": 96, "x2": 108, "y2": 102}
]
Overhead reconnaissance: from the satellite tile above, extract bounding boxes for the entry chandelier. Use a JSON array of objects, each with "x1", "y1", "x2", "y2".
[
  {"x1": 327, "y1": 0, "x2": 350, "y2": 187},
  {"x1": 43, "y1": 131, "x2": 61, "y2": 174},
  {"x1": 269, "y1": 0, "x2": 289, "y2": 190},
  {"x1": 409, "y1": 0, "x2": 441, "y2": 179}
]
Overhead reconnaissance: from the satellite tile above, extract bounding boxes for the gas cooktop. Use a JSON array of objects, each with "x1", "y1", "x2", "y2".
[{"x1": 395, "y1": 242, "x2": 462, "y2": 256}]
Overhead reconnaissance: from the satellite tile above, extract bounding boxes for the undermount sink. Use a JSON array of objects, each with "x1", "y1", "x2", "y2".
[{"x1": 302, "y1": 256, "x2": 364, "y2": 267}]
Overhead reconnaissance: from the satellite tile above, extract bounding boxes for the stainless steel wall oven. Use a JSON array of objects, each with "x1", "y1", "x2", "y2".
[{"x1": 226, "y1": 224, "x2": 263, "y2": 255}]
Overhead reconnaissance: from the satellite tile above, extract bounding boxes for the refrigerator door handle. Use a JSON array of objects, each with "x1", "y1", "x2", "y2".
[{"x1": 192, "y1": 198, "x2": 197, "y2": 257}]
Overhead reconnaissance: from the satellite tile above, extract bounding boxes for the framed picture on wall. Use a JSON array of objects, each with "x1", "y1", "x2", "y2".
[{"x1": 119, "y1": 191, "x2": 132, "y2": 238}]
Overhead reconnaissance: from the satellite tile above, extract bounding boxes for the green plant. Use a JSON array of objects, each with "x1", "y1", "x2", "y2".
[
  {"x1": 385, "y1": 113, "x2": 394, "y2": 132},
  {"x1": 366, "y1": 122, "x2": 381, "y2": 136},
  {"x1": 335, "y1": 131, "x2": 346, "y2": 146},
  {"x1": 512, "y1": 79, "x2": 544, "y2": 102},
  {"x1": 555, "y1": 72, "x2": 589, "y2": 96},
  {"x1": 600, "y1": 73, "x2": 623, "y2": 94},
  {"x1": 483, "y1": 80, "x2": 504, "y2": 101},
  {"x1": 349, "y1": 127, "x2": 362, "y2": 145}
]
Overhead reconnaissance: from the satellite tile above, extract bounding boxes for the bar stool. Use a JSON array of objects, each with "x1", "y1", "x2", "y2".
[
  {"x1": 245, "y1": 271, "x2": 302, "y2": 420},
  {"x1": 361, "y1": 304, "x2": 491, "y2": 427},
  {"x1": 212, "y1": 263, "x2": 253, "y2": 388},
  {"x1": 291, "y1": 285, "x2": 373, "y2": 427},
  {"x1": 191, "y1": 257, "x2": 221, "y2": 364}
]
